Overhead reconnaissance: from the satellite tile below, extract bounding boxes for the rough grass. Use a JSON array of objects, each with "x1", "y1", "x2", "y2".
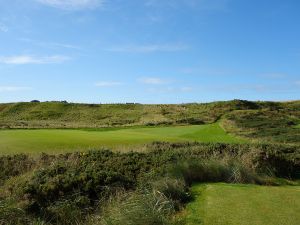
[
  {"x1": 0, "y1": 123, "x2": 244, "y2": 154},
  {"x1": 223, "y1": 108, "x2": 300, "y2": 144},
  {"x1": 1, "y1": 100, "x2": 297, "y2": 129},
  {"x1": 0, "y1": 101, "x2": 243, "y2": 128},
  {"x1": 185, "y1": 183, "x2": 300, "y2": 225}
]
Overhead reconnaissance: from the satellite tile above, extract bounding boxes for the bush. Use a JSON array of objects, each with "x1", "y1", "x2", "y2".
[{"x1": 21, "y1": 162, "x2": 134, "y2": 215}]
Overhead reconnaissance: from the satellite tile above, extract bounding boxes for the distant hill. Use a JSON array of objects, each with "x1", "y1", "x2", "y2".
[{"x1": 0, "y1": 100, "x2": 299, "y2": 143}]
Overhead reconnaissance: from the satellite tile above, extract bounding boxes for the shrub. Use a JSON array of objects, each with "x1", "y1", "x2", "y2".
[{"x1": 21, "y1": 162, "x2": 134, "y2": 215}]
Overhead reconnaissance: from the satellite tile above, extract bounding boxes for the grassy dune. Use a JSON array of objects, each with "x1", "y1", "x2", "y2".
[
  {"x1": 0, "y1": 123, "x2": 244, "y2": 154},
  {"x1": 185, "y1": 183, "x2": 300, "y2": 225}
]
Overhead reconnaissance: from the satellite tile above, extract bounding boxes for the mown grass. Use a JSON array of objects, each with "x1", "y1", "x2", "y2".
[
  {"x1": 0, "y1": 123, "x2": 244, "y2": 154},
  {"x1": 185, "y1": 183, "x2": 300, "y2": 225}
]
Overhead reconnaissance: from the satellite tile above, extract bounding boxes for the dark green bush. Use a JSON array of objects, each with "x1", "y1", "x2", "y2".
[{"x1": 22, "y1": 162, "x2": 134, "y2": 214}]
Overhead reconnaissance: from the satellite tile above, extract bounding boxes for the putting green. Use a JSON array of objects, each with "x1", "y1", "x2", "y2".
[
  {"x1": 0, "y1": 123, "x2": 243, "y2": 154},
  {"x1": 185, "y1": 183, "x2": 300, "y2": 225}
]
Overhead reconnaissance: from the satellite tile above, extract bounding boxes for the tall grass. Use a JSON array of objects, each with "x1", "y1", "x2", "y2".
[
  {"x1": 97, "y1": 190, "x2": 175, "y2": 225},
  {"x1": 169, "y1": 159, "x2": 264, "y2": 186}
]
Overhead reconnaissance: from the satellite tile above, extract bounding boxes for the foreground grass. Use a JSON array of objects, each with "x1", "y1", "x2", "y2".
[
  {"x1": 185, "y1": 183, "x2": 300, "y2": 225},
  {"x1": 0, "y1": 123, "x2": 243, "y2": 154}
]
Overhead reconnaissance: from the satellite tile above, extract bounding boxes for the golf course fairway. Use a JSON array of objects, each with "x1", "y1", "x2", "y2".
[{"x1": 0, "y1": 123, "x2": 243, "y2": 154}]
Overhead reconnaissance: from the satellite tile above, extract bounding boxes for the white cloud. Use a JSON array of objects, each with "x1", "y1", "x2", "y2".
[
  {"x1": 0, "y1": 23, "x2": 8, "y2": 32},
  {"x1": 138, "y1": 77, "x2": 168, "y2": 85},
  {"x1": 0, "y1": 55, "x2": 70, "y2": 65},
  {"x1": 0, "y1": 86, "x2": 32, "y2": 92},
  {"x1": 295, "y1": 81, "x2": 300, "y2": 86},
  {"x1": 36, "y1": 0, "x2": 105, "y2": 10},
  {"x1": 95, "y1": 81, "x2": 122, "y2": 87},
  {"x1": 107, "y1": 44, "x2": 188, "y2": 53}
]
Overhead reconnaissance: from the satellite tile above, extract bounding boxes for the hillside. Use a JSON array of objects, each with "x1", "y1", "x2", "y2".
[
  {"x1": 0, "y1": 100, "x2": 299, "y2": 144},
  {"x1": 0, "y1": 100, "x2": 256, "y2": 128}
]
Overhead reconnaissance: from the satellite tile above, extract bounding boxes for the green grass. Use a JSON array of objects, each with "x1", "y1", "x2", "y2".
[
  {"x1": 184, "y1": 183, "x2": 300, "y2": 225},
  {"x1": 0, "y1": 123, "x2": 243, "y2": 154}
]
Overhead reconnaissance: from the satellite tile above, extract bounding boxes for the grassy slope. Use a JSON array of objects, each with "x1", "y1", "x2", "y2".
[
  {"x1": 221, "y1": 101, "x2": 300, "y2": 144},
  {"x1": 0, "y1": 100, "x2": 299, "y2": 144},
  {"x1": 0, "y1": 123, "x2": 244, "y2": 154},
  {"x1": 0, "y1": 100, "x2": 264, "y2": 128},
  {"x1": 0, "y1": 102, "x2": 216, "y2": 128},
  {"x1": 185, "y1": 183, "x2": 300, "y2": 225}
]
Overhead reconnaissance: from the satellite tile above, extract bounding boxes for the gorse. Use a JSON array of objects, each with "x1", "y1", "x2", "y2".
[{"x1": 0, "y1": 142, "x2": 299, "y2": 224}]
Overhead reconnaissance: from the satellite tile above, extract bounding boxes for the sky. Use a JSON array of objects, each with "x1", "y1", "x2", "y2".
[{"x1": 0, "y1": 0, "x2": 299, "y2": 103}]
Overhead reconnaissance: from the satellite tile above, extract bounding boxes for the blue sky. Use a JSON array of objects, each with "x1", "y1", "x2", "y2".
[{"x1": 0, "y1": 0, "x2": 299, "y2": 103}]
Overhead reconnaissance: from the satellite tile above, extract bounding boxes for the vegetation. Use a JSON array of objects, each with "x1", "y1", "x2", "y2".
[
  {"x1": 185, "y1": 183, "x2": 300, "y2": 225},
  {"x1": 0, "y1": 142, "x2": 299, "y2": 224},
  {"x1": 0, "y1": 123, "x2": 243, "y2": 154},
  {"x1": 0, "y1": 100, "x2": 294, "y2": 129},
  {"x1": 223, "y1": 107, "x2": 300, "y2": 144},
  {"x1": 0, "y1": 100, "x2": 299, "y2": 145},
  {"x1": 0, "y1": 100, "x2": 299, "y2": 224},
  {"x1": 0, "y1": 101, "x2": 241, "y2": 128}
]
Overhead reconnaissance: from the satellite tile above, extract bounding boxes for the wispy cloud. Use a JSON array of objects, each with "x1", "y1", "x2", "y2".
[
  {"x1": 95, "y1": 81, "x2": 122, "y2": 87},
  {"x1": 138, "y1": 77, "x2": 169, "y2": 85},
  {"x1": 36, "y1": 0, "x2": 105, "y2": 10},
  {"x1": 0, "y1": 55, "x2": 70, "y2": 65},
  {"x1": 107, "y1": 44, "x2": 188, "y2": 53},
  {"x1": 295, "y1": 81, "x2": 300, "y2": 86},
  {"x1": 0, "y1": 86, "x2": 32, "y2": 92},
  {"x1": 0, "y1": 23, "x2": 8, "y2": 32},
  {"x1": 18, "y1": 38, "x2": 81, "y2": 50}
]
